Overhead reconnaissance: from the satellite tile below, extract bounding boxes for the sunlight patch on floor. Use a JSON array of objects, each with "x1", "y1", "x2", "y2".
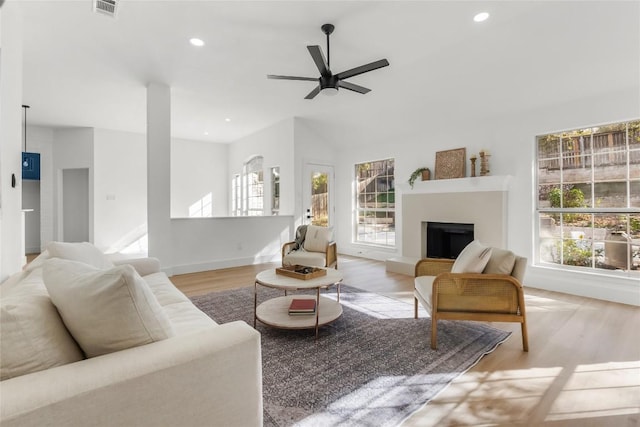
[
  {"x1": 545, "y1": 361, "x2": 640, "y2": 421},
  {"x1": 405, "y1": 367, "x2": 563, "y2": 426}
]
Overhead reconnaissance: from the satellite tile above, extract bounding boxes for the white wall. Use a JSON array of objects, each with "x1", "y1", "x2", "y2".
[
  {"x1": 333, "y1": 88, "x2": 639, "y2": 305},
  {"x1": 93, "y1": 129, "x2": 147, "y2": 253},
  {"x1": 229, "y1": 118, "x2": 295, "y2": 216},
  {"x1": 171, "y1": 138, "x2": 228, "y2": 217},
  {"x1": 52, "y1": 128, "x2": 94, "y2": 243},
  {"x1": 293, "y1": 118, "x2": 337, "y2": 234}
]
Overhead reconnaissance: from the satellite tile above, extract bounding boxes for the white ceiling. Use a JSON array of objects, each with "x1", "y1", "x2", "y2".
[{"x1": 15, "y1": 0, "x2": 640, "y2": 146}]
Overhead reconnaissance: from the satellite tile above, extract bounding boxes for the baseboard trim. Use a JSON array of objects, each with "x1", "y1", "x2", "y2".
[{"x1": 169, "y1": 254, "x2": 281, "y2": 276}]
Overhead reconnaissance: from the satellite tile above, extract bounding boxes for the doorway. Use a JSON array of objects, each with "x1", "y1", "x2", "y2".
[
  {"x1": 303, "y1": 163, "x2": 334, "y2": 227},
  {"x1": 62, "y1": 168, "x2": 89, "y2": 242}
]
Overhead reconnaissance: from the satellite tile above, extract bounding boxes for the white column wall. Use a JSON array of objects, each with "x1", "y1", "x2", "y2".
[
  {"x1": 93, "y1": 129, "x2": 147, "y2": 253},
  {"x1": 0, "y1": 4, "x2": 24, "y2": 279},
  {"x1": 146, "y1": 82, "x2": 172, "y2": 266}
]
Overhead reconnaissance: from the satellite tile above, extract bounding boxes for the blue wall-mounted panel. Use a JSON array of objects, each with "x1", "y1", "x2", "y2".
[{"x1": 22, "y1": 152, "x2": 40, "y2": 180}]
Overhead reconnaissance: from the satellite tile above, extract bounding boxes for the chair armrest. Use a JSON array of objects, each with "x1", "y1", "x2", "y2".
[
  {"x1": 0, "y1": 321, "x2": 262, "y2": 427},
  {"x1": 415, "y1": 258, "x2": 454, "y2": 277},
  {"x1": 282, "y1": 241, "x2": 297, "y2": 259},
  {"x1": 432, "y1": 272, "x2": 524, "y2": 314},
  {"x1": 326, "y1": 241, "x2": 338, "y2": 269}
]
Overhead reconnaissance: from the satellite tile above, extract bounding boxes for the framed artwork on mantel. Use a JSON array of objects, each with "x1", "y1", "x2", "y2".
[{"x1": 435, "y1": 147, "x2": 466, "y2": 179}]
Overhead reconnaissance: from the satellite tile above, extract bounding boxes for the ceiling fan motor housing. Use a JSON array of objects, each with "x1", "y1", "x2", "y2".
[{"x1": 320, "y1": 75, "x2": 339, "y2": 90}]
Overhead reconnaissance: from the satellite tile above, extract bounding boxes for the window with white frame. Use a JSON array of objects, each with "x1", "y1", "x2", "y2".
[
  {"x1": 244, "y1": 156, "x2": 264, "y2": 216},
  {"x1": 536, "y1": 119, "x2": 640, "y2": 276},
  {"x1": 355, "y1": 158, "x2": 395, "y2": 246},
  {"x1": 231, "y1": 174, "x2": 241, "y2": 216}
]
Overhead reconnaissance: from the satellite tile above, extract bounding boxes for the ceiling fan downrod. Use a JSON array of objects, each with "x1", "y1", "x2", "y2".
[{"x1": 321, "y1": 23, "x2": 334, "y2": 73}]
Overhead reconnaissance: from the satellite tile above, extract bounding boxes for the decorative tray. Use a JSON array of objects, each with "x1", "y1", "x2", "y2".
[{"x1": 275, "y1": 265, "x2": 327, "y2": 280}]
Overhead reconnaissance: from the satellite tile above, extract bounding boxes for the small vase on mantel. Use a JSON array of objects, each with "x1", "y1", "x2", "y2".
[
  {"x1": 470, "y1": 155, "x2": 477, "y2": 177},
  {"x1": 479, "y1": 150, "x2": 491, "y2": 176},
  {"x1": 421, "y1": 168, "x2": 430, "y2": 181}
]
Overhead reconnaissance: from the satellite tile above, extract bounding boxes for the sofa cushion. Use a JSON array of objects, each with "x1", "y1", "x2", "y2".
[
  {"x1": 303, "y1": 225, "x2": 333, "y2": 253},
  {"x1": 283, "y1": 250, "x2": 327, "y2": 268},
  {"x1": 414, "y1": 275, "x2": 435, "y2": 313},
  {"x1": 47, "y1": 241, "x2": 114, "y2": 270},
  {"x1": 483, "y1": 248, "x2": 517, "y2": 275},
  {"x1": 451, "y1": 240, "x2": 492, "y2": 273},
  {"x1": 143, "y1": 272, "x2": 216, "y2": 334},
  {"x1": 1, "y1": 270, "x2": 84, "y2": 380},
  {"x1": 43, "y1": 258, "x2": 175, "y2": 358}
]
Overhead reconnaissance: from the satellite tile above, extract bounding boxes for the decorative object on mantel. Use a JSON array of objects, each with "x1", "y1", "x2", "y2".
[
  {"x1": 435, "y1": 147, "x2": 466, "y2": 180},
  {"x1": 479, "y1": 149, "x2": 491, "y2": 176},
  {"x1": 470, "y1": 154, "x2": 477, "y2": 177},
  {"x1": 408, "y1": 167, "x2": 430, "y2": 188}
]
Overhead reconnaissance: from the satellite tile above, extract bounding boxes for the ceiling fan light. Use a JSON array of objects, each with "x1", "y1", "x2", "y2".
[{"x1": 321, "y1": 87, "x2": 339, "y2": 96}]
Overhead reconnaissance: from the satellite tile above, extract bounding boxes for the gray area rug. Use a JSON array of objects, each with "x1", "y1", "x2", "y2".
[{"x1": 191, "y1": 285, "x2": 510, "y2": 427}]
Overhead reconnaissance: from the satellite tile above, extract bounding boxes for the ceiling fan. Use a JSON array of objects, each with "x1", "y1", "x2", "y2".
[{"x1": 267, "y1": 23, "x2": 389, "y2": 99}]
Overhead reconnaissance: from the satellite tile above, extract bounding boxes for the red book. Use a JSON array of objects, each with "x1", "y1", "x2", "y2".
[{"x1": 289, "y1": 298, "x2": 316, "y2": 312}]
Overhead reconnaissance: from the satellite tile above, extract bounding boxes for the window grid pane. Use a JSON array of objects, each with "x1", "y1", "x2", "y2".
[
  {"x1": 536, "y1": 120, "x2": 640, "y2": 276},
  {"x1": 355, "y1": 159, "x2": 395, "y2": 247}
]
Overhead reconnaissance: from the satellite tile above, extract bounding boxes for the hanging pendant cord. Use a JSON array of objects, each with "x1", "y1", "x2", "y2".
[{"x1": 22, "y1": 105, "x2": 30, "y2": 152}]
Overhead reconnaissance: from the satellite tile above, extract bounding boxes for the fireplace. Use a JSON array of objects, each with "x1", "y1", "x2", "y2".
[{"x1": 426, "y1": 222, "x2": 474, "y2": 259}]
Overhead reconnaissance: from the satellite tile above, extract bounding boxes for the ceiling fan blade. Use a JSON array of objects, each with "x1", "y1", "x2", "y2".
[
  {"x1": 335, "y1": 59, "x2": 389, "y2": 80},
  {"x1": 304, "y1": 86, "x2": 321, "y2": 100},
  {"x1": 338, "y1": 81, "x2": 371, "y2": 94},
  {"x1": 267, "y1": 75, "x2": 318, "y2": 81},
  {"x1": 307, "y1": 45, "x2": 329, "y2": 76}
]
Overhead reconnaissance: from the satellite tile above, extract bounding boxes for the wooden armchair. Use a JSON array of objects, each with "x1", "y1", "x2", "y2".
[
  {"x1": 282, "y1": 225, "x2": 338, "y2": 269},
  {"x1": 414, "y1": 250, "x2": 528, "y2": 351}
]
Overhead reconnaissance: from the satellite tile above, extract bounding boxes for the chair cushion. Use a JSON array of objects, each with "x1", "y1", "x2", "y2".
[
  {"x1": 303, "y1": 225, "x2": 333, "y2": 252},
  {"x1": 283, "y1": 250, "x2": 327, "y2": 268},
  {"x1": 47, "y1": 241, "x2": 114, "y2": 270},
  {"x1": 451, "y1": 240, "x2": 492, "y2": 273},
  {"x1": 414, "y1": 275, "x2": 435, "y2": 313},
  {"x1": 0, "y1": 270, "x2": 84, "y2": 380},
  {"x1": 483, "y1": 248, "x2": 517, "y2": 275},
  {"x1": 43, "y1": 258, "x2": 175, "y2": 358}
]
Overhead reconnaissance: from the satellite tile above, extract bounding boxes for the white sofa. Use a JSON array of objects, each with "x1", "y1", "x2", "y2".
[{"x1": 0, "y1": 243, "x2": 263, "y2": 427}]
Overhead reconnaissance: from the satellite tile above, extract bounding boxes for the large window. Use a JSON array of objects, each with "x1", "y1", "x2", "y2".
[
  {"x1": 536, "y1": 120, "x2": 639, "y2": 276},
  {"x1": 231, "y1": 156, "x2": 264, "y2": 216},
  {"x1": 355, "y1": 159, "x2": 395, "y2": 246}
]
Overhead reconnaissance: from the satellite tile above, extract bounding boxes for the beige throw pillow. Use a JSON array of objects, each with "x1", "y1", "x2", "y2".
[
  {"x1": 483, "y1": 248, "x2": 517, "y2": 275},
  {"x1": 451, "y1": 240, "x2": 493, "y2": 273},
  {"x1": 43, "y1": 258, "x2": 175, "y2": 358},
  {"x1": 47, "y1": 241, "x2": 114, "y2": 270},
  {"x1": 1, "y1": 271, "x2": 84, "y2": 380},
  {"x1": 303, "y1": 225, "x2": 333, "y2": 252}
]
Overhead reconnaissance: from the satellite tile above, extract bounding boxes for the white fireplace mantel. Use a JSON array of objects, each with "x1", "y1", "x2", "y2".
[{"x1": 397, "y1": 175, "x2": 512, "y2": 194}]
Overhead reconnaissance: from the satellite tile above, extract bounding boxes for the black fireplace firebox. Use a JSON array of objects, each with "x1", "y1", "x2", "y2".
[{"x1": 426, "y1": 222, "x2": 474, "y2": 259}]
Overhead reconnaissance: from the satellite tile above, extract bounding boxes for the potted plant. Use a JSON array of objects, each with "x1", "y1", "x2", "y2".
[{"x1": 408, "y1": 167, "x2": 430, "y2": 189}]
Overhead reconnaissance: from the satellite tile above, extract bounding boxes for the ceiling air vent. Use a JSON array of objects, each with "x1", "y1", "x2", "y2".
[{"x1": 94, "y1": 0, "x2": 118, "y2": 18}]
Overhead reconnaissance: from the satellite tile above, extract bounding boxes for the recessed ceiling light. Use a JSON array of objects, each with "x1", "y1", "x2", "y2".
[
  {"x1": 473, "y1": 12, "x2": 490, "y2": 22},
  {"x1": 189, "y1": 38, "x2": 205, "y2": 47},
  {"x1": 225, "y1": 118, "x2": 231, "y2": 122}
]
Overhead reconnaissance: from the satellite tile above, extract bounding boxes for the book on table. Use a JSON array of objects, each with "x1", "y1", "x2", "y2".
[{"x1": 288, "y1": 298, "x2": 316, "y2": 315}]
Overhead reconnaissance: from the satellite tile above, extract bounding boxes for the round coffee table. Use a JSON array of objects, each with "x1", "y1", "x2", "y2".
[{"x1": 254, "y1": 268, "x2": 343, "y2": 339}]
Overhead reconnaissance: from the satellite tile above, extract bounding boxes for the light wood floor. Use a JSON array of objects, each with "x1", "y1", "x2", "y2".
[{"x1": 174, "y1": 255, "x2": 640, "y2": 426}]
